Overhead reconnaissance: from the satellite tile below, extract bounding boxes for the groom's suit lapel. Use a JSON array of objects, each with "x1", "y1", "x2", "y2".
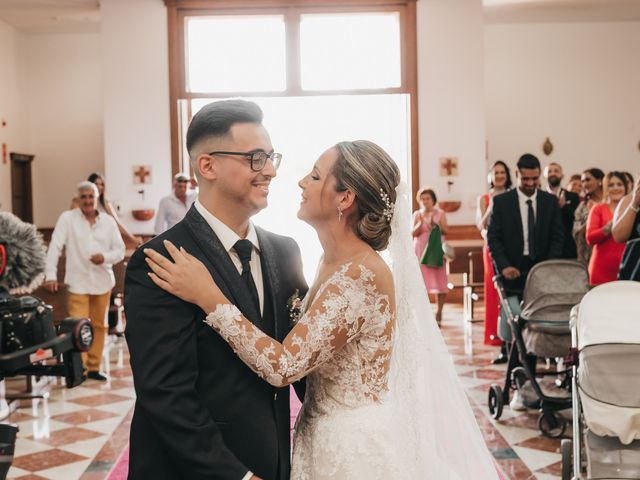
[
  {"x1": 183, "y1": 206, "x2": 262, "y2": 327},
  {"x1": 256, "y1": 227, "x2": 282, "y2": 341}
]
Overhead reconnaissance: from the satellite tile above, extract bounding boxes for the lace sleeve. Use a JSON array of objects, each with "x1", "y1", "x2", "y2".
[{"x1": 204, "y1": 264, "x2": 380, "y2": 387}]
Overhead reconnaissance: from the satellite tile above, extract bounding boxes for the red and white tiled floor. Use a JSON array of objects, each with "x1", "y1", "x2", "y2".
[
  {"x1": 3, "y1": 305, "x2": 565, "y2": 479},
  {"x1": 5, "y1": 335, "x2": 133, "y2": 480},
  {"x1": 444, "y1": 304, "x2": 566, "y2": 480}
]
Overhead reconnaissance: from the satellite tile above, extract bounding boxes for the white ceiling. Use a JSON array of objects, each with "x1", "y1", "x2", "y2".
[
  {"x1": 485, "y1": 0, "x2": 640, "y2": 23},
  {"x1": 1, "y1": 0, "x2": 640, "y2": 33},
  {"x1": 0, "y1": 0, "x2": 100, "y2": 34}
]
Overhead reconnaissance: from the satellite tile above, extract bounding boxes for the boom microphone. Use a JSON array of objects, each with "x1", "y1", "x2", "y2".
[{"x1": 0, "y1": 212, "x2": 47, "y2": 293}]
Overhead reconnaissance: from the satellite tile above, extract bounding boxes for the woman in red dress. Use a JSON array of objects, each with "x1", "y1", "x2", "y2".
[
  {"x1": 476, "y1": 161, "x2": 512, "y2": 352},
  {"x1": 586, "y1": 171, "x2": 628, "y2": 285}
]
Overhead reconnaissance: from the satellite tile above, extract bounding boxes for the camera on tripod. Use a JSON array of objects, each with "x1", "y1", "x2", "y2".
[
  {"x1": 0, "y1": 287, "x2": 93, "y2": 388},
  {"x1": 0, "y1": 213, "x2": 96, "y2": 480},
  {"x1": 0, "y1": 286, "x2": 94, "y2": 480}
]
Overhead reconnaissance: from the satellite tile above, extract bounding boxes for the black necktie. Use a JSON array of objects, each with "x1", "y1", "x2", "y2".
[
  {"x1": 527, "y1": 199, "x2": 536, "y2": 260},
  {"x1": 233, "y1": 239, "x2": 261, "y2": 314}
]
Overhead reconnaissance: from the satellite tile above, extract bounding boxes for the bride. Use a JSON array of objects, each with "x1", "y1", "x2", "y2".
[{"x1": 145, "y1": 140, "x2": 500, "y2": 479}]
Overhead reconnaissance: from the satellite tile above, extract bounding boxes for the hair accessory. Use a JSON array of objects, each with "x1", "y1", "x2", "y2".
[{"x1": 380, "y1": 189, "x2": 394, "y2": 222}]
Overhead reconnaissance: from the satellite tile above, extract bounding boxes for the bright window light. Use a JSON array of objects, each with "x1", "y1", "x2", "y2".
[
  {"x1": 300, "y1": 13, "x2": 401, "y2": 91},
  {"x1": 191, "y1": 95, "x2": 410, "y2": 282},
  {"x1": 186, "y1": 15, "x2": 286, "y2": 93}
]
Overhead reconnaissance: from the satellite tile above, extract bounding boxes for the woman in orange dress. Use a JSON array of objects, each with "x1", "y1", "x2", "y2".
[
  {"x1": 476, "y1": 161, "x2": 512, "y2": 354},
  {"x1": 586, "y1": 171, "x2": 628, "y2": 285}
]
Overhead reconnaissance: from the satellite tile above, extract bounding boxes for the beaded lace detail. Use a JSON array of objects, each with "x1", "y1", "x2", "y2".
[
  {"x1": 204, "y1": 262, "x2": 394, "y2": 402},
  {"x1": 205, "y1": 261, "x2": 396, "y2": 478}
]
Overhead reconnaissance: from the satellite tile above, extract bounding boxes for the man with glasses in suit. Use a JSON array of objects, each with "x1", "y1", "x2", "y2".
[{"x1": 125, "y1": 99, "x2": 307, "y2": 480}]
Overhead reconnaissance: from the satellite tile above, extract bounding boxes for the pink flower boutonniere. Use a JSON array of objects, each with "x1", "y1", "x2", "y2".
[{"x1": 287, "y1": 289, "x2": 303, "y2": 327}]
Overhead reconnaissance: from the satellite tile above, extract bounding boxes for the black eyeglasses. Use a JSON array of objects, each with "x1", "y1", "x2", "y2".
[{"x1": 209, "y1": 151, "x2": 282, "y2": 172}]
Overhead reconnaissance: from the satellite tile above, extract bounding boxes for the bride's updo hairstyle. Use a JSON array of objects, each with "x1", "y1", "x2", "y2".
[{"x1": 332, "y1": 140, "x2": 401, "y2": 251}]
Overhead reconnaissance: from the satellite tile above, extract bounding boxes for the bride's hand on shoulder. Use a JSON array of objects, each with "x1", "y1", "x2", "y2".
[{"x1": 144, "y1": 240, "x2": 224, "y2": 311}]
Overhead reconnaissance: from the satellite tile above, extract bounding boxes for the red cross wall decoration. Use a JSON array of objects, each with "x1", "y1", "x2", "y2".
[
  {"x1": 439, "y1": 157, "x2": 458, "y2": 176},
  {"x1": 133, "y1": 165, "x2": 152, "y2": 184}
]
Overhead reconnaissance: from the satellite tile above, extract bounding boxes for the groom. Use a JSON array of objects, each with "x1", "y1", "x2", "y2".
[{"x1": 125, "y1": 100, "x2": 308, "y2": 480}]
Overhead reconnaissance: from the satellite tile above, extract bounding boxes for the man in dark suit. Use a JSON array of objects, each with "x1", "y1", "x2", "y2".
[
  {"x1": 544, "y1": 162, "x2": 579, "y2": 259},
  {"x1": 488, "y1": 153, "x2": 564, "y2": 293},
  {"x1": 125, "y1": 100, "x2": 307, "y2": 480},
  {"x1": 488, "y1": 153, "x2": 564, "y2": 406}
]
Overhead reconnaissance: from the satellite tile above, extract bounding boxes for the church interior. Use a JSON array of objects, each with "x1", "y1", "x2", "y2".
[{"x1": 0, "y1": 0, "x2": 639, "y2": 479}]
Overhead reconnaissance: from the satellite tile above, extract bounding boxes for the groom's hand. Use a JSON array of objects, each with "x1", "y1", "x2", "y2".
[{"x1": 250, "y1": 476, "x2": 263, "y2": 480}]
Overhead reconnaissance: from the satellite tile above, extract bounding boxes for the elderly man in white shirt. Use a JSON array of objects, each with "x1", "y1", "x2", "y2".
[
  {"x1": 154, "y1": 173, "x2": 196, "y2": 234},
  {"x1": 44, "y1": 181, "x2": 125, "y2": 381}
]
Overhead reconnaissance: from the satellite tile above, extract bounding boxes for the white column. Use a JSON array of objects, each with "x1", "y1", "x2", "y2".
[
  {"x1": 101, "y1": 0, "x2": 172, "y2": 235},
  {"x1": 416, "y1": 0, "x2": 486, "y2": 225}
]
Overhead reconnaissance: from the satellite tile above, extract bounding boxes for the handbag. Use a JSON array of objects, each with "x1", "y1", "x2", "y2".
[{"x1": 420, "y1": 224, "x2": 444, "y2": 267}]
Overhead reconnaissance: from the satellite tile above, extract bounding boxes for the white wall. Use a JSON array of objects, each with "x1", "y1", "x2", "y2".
[
  {"x1": 10, "y1": 2, "x2": 639, "y2": 232},
  {"x1": 0, "y1": 19, "x2": 29, "y2": 214},
  {"x1": 485, "y1": 22, "x2": 640, "y2": 180},
  {"x1": 19, "y1": 33, "x2": 103, "y2": 227},
  {"x1": 417, "y1": 0, "x2": 487, "y2": 225},
  {"x1": 101, "y1": 0, "x2": 171, "y2": 235}
]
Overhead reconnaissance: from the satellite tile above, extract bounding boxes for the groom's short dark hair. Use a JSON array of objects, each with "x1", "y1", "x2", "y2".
[{"x1": 186, "y1": 99, "x2": 264, "y2": 154}]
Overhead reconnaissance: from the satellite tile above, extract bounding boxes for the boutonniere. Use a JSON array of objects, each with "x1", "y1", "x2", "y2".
[{"x1": 287, "y1": 289, "x2": 303, "y2": 327}]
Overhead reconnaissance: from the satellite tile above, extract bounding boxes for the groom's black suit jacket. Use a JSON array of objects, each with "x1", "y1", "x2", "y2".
[{"x1": 124, "y1": 206, "x2": 308, "y2": 480}]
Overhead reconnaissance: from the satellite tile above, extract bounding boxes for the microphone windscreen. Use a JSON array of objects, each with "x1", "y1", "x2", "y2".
[{"x1": 0, "y1": 212, "x2": 47, "y2": 291}]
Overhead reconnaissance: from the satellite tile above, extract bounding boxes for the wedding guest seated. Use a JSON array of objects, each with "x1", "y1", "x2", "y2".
[{"x1": 586, "y1": 171, "x2": 627, "y2": 285}]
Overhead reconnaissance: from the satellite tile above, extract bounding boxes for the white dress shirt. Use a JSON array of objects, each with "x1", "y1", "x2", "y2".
[
  {"x1": 194, "y1": 200, "x2": 264, "y2": 314},
  {"x1": 195, "y1": 200, "x2": 263, "y2": 480},
  {"x1": 154, "y1": 192, "x2": 196, "y2": 234},
  {"x1": 516, "y1": 188, "x2": 537, "y2": 256},
  {"x1": 45, "y1": 209, "x2": 125, "y2": 295}
]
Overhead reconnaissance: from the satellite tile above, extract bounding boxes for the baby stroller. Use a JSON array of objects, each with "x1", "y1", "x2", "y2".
[
  {"x1": 488, "y1": 259, "x2": 590, "y2": 438},
  {"x1": 562, "y1": 281, "x2": 640, "y2": 480}
]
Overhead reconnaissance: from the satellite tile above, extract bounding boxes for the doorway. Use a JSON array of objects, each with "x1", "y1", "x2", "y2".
[{"x1": 10, "y1": 153, "x2": 34, "y2": 223}]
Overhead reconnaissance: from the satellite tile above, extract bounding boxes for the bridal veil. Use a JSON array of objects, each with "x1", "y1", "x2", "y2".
[{"x1": 386, "y1": 182, "x2": 500, "y2": 479}]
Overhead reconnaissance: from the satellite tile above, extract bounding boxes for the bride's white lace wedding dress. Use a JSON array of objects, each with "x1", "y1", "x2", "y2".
[
  {"x1": 204, "y1": 183, "x2": 500, "y2": 479},
  {"x1": 207, "y1": 260, "x2": 408, "y2": 478}
]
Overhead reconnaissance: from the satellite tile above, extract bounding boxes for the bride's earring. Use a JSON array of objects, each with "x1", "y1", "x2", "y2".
[{"x1": 337, "y1": 207, "x2": 343, "y2": 222}]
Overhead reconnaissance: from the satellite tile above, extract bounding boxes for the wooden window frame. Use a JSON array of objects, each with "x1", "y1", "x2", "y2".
[{"x1": 165, "y1": 0, "x2": 418, "y2": 197}]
